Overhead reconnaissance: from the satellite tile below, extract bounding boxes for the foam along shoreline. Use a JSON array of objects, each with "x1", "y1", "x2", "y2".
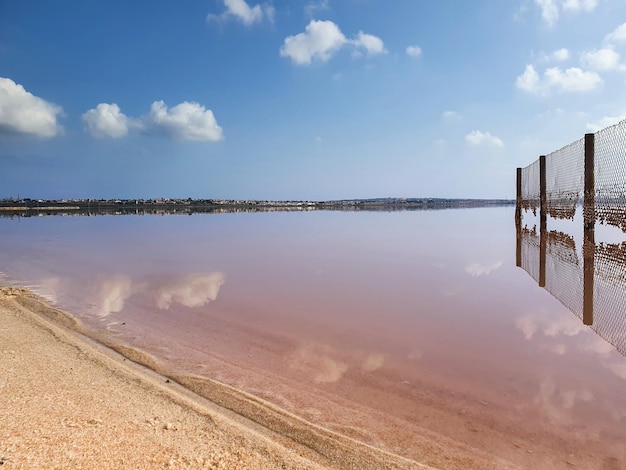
[{"x1": 0, "y1": 285, "x2": 438, "y2": 470}]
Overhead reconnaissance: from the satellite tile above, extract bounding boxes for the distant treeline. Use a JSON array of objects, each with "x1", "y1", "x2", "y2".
[{"x1": 0, "y1": 198, "x2": 514, "y2": 218}]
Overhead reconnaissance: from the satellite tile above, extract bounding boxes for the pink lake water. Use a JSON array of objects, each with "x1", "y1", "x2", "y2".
[{"x1": 1, "y1": 207, "x2": 625, "y2": 469}]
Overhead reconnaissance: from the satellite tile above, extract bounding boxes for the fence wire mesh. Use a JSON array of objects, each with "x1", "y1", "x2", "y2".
[
  {"x1": 594, "y1": 120, "x2": 626, "y2": 231},
  {"x1": 520, "y1": 160, "x2": 540, "y2": 213},
  {"x1": 593, "y1": 242, "x2": 626, "y2": 356},
  {"x1": 520, "y1": 226, "x2": 541, "y2": 283},
  {"x1": 517, "y1": 120, "x2": 626, "y2": 358},
  {"x1": 544, "y1": 231, "x2": 584, "y2": 318},
  {"x1": 545, "y1": 139, "x2": 585, "y2": 219}
]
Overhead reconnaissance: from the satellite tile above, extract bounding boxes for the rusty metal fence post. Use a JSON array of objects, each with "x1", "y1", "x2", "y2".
[
  {"x1": 583, "y1": 133, "x2": 595, "y2": 325},
  {"x1": 539, "y1": 155, "x2": 547, "y2": 287},
  {"x1": 584, "y1": 133, "x2": 595, "y2": 230}
]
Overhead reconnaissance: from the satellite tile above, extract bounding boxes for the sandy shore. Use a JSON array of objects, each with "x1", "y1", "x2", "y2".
[{"x1": 0, "y1": 286, "x2": 438, "y2": 469}]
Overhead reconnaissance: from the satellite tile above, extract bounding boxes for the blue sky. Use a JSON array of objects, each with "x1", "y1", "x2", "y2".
[{"x1": 1, "y1": 0, "x2": 626, "y2": 200}]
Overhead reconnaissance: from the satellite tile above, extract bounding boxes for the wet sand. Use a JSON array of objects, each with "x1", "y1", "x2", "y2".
[{"x1": 0, "y1": 286, "x2": 438, "y2": 469}]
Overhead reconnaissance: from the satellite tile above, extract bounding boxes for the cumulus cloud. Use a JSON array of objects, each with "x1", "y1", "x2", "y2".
[
  {"x1": 207, "y1": 0, "x2": 274, "y2": 25},
  {"x1": 586, "y1": 113, "x2": 626, "y2": 132},
  {"x1": 82, "y1": 103, "x2": 136, "y2": 138},
  {"x1": 545, "y1": 66, "x2": 603, "y2": 92},
  {"x1": 534, "y1": 0, "x2": 597, "y2": 26},
  {"x1": 551, "y1": 48, "x2": 570, "y2": 61},
  {"x1": 605, "y1": 22, "x2": 626, "y2": 44},
  {"x1": 516, "y1": 64, "x2": 602, "y2": 95},
  {"x1": 580, "y1": 48, "x2": 625, "y2": 71},
  {"x1": 352, "y1": 31, "x2": 387, "y2": 55},
  {"x1": 280, "y1": 20, "x2": 346, "y2": 65},
  {"x1": 82, "y1": 100, "x2": 223, "y2": 142},
  {"x1": 146, "y1": 100, "x2": 224, "y2": 141},
  {"x1": 280, "y1": 20, "x2": 385, "y2": 65},
  {"x1": 0, "y1": 77, "x2": 63, "y2": 138},
  {"x1": 516, "y1": 64, "x2": 542, "y2": 93},
  {"x1": 535, "y1": 0, "x2": 559, "y2": 26},
  {"x1": 406, "y1": 45, "x2": 423, "y2": 58},
  {"x1": 464, "y1": 130, "x2": 504, "y2": 148}
]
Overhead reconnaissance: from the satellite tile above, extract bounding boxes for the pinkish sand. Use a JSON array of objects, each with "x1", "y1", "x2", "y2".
[{"x1": 0, "y1": 285, "x2": 437, "y2": 469}]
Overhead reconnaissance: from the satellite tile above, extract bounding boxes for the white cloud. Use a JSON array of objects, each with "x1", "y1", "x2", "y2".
[
  {"x1": 352, "y1": 31, "x2": 387, "y2": 55},
  {"x1": 516, "y1": 64, "x2": 542, "y2": 93},
  {"x1": 551, "y1": 48, "x2": 570, "y2": 61},
  {"x1": 304, "y1": 0, "x2": 329, "y2": 17},
  {"x1": 534, "y1": 0, "x2": 597, "y2": 26},
  {"x1": 0, "y1": 77, "x2": 63, "y2": 138},
  {"x1": 207, "y1": 0, "x2": 273, "y2": 26},
  {"x1": 442, "y1": 110, "x2": 460, "y2": 120},
  {"x1": 586, "y1": 113, "x2": 626, "y2": 132},
  {"x1": 406, "y1": 45, "x2": 423, "y2": 58},
  {"x1": 82, "y1": 103, "x2": 135, "y2": 138},
  {"x1": 562, "y1": 0, "x2": 598, "y2": 12},
  {"x1": 280, "y1": 20, "x2": 385, "y2": 65},
  {"x1": 516, "y1": 64, "x2": 602, "y2": 95},
  {"x1": 581, "y1": 48, "x2": 624, "y2": 71},
  {"x1": 465, "y1": 130, "x2": 504, "y2": 148},
  {"x1": 535, "y1": 0, "x2": 559, "y2": 26},
  {"x1": 280, "y1": 20, "x2": 347, "y2": 65},
  {"x1": 605, "y1": 22, "x2": 626, "y2": 44},
  {"x1": 146, "y1": 100, "x2": 223, "y2": 141},
  {"x1": 545, "y1": 66, "x2": 603, "y2": 92}
]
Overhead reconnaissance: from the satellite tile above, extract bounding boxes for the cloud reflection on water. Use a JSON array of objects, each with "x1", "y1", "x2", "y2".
[
  {"x1": 464, "y1": 260, "x2": 503, "y2": 277},
  {"x1": 534, "y1": 376, "x2": 595, "y2": 426},
  {"x1": 94, "y1": 274, "x2": 133, "y2": 317},
  {"x1": 149, "y1": 273, "x2": 225, "y2": 310},
  {"x1": 85, "y1": 272, "x2": 225, "y2": 317},
  {"x1": 516, "y1": 311, "x2": 626, "y2": 382},
  {"x1": 288, "y1": 342, "x2": 348, "y2": 384}
]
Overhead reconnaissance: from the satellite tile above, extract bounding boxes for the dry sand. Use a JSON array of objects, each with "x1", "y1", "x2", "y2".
[{"x1": 0, "y1": 286, "x2": 436, "y2": 469}]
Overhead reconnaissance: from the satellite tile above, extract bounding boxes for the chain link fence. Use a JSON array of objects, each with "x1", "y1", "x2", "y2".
[
  {"x1": 594, "y1": 120, "x2": 626, "y2": 231},
  {"x1": 520, "y1": 160, "x2": 541, "y2": 214},
  {"x1": 593, "y1": 242, "x2": 626, "y2": 356},
  {"x1": 519, "y1": 119, "x2": 626, "y2": 229},
  {"x1": 519, "y1": 226, "x2": 541, "y2": 284},
  {"x1": 545, "y1": 139, "x2": 585, "y2": 220},
  {"x1": 544, "y1": 231, "x2": 584, "y2": 317}
]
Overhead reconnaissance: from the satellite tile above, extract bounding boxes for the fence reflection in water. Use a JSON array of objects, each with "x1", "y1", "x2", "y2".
[{"x1": 515, "y1": 211, "x2": 626, "y2": 357}]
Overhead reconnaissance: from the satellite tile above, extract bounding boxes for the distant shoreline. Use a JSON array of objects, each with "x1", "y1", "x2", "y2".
[{"x1": 0, "y1": 197, "x2": 514, "y2": 217}]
